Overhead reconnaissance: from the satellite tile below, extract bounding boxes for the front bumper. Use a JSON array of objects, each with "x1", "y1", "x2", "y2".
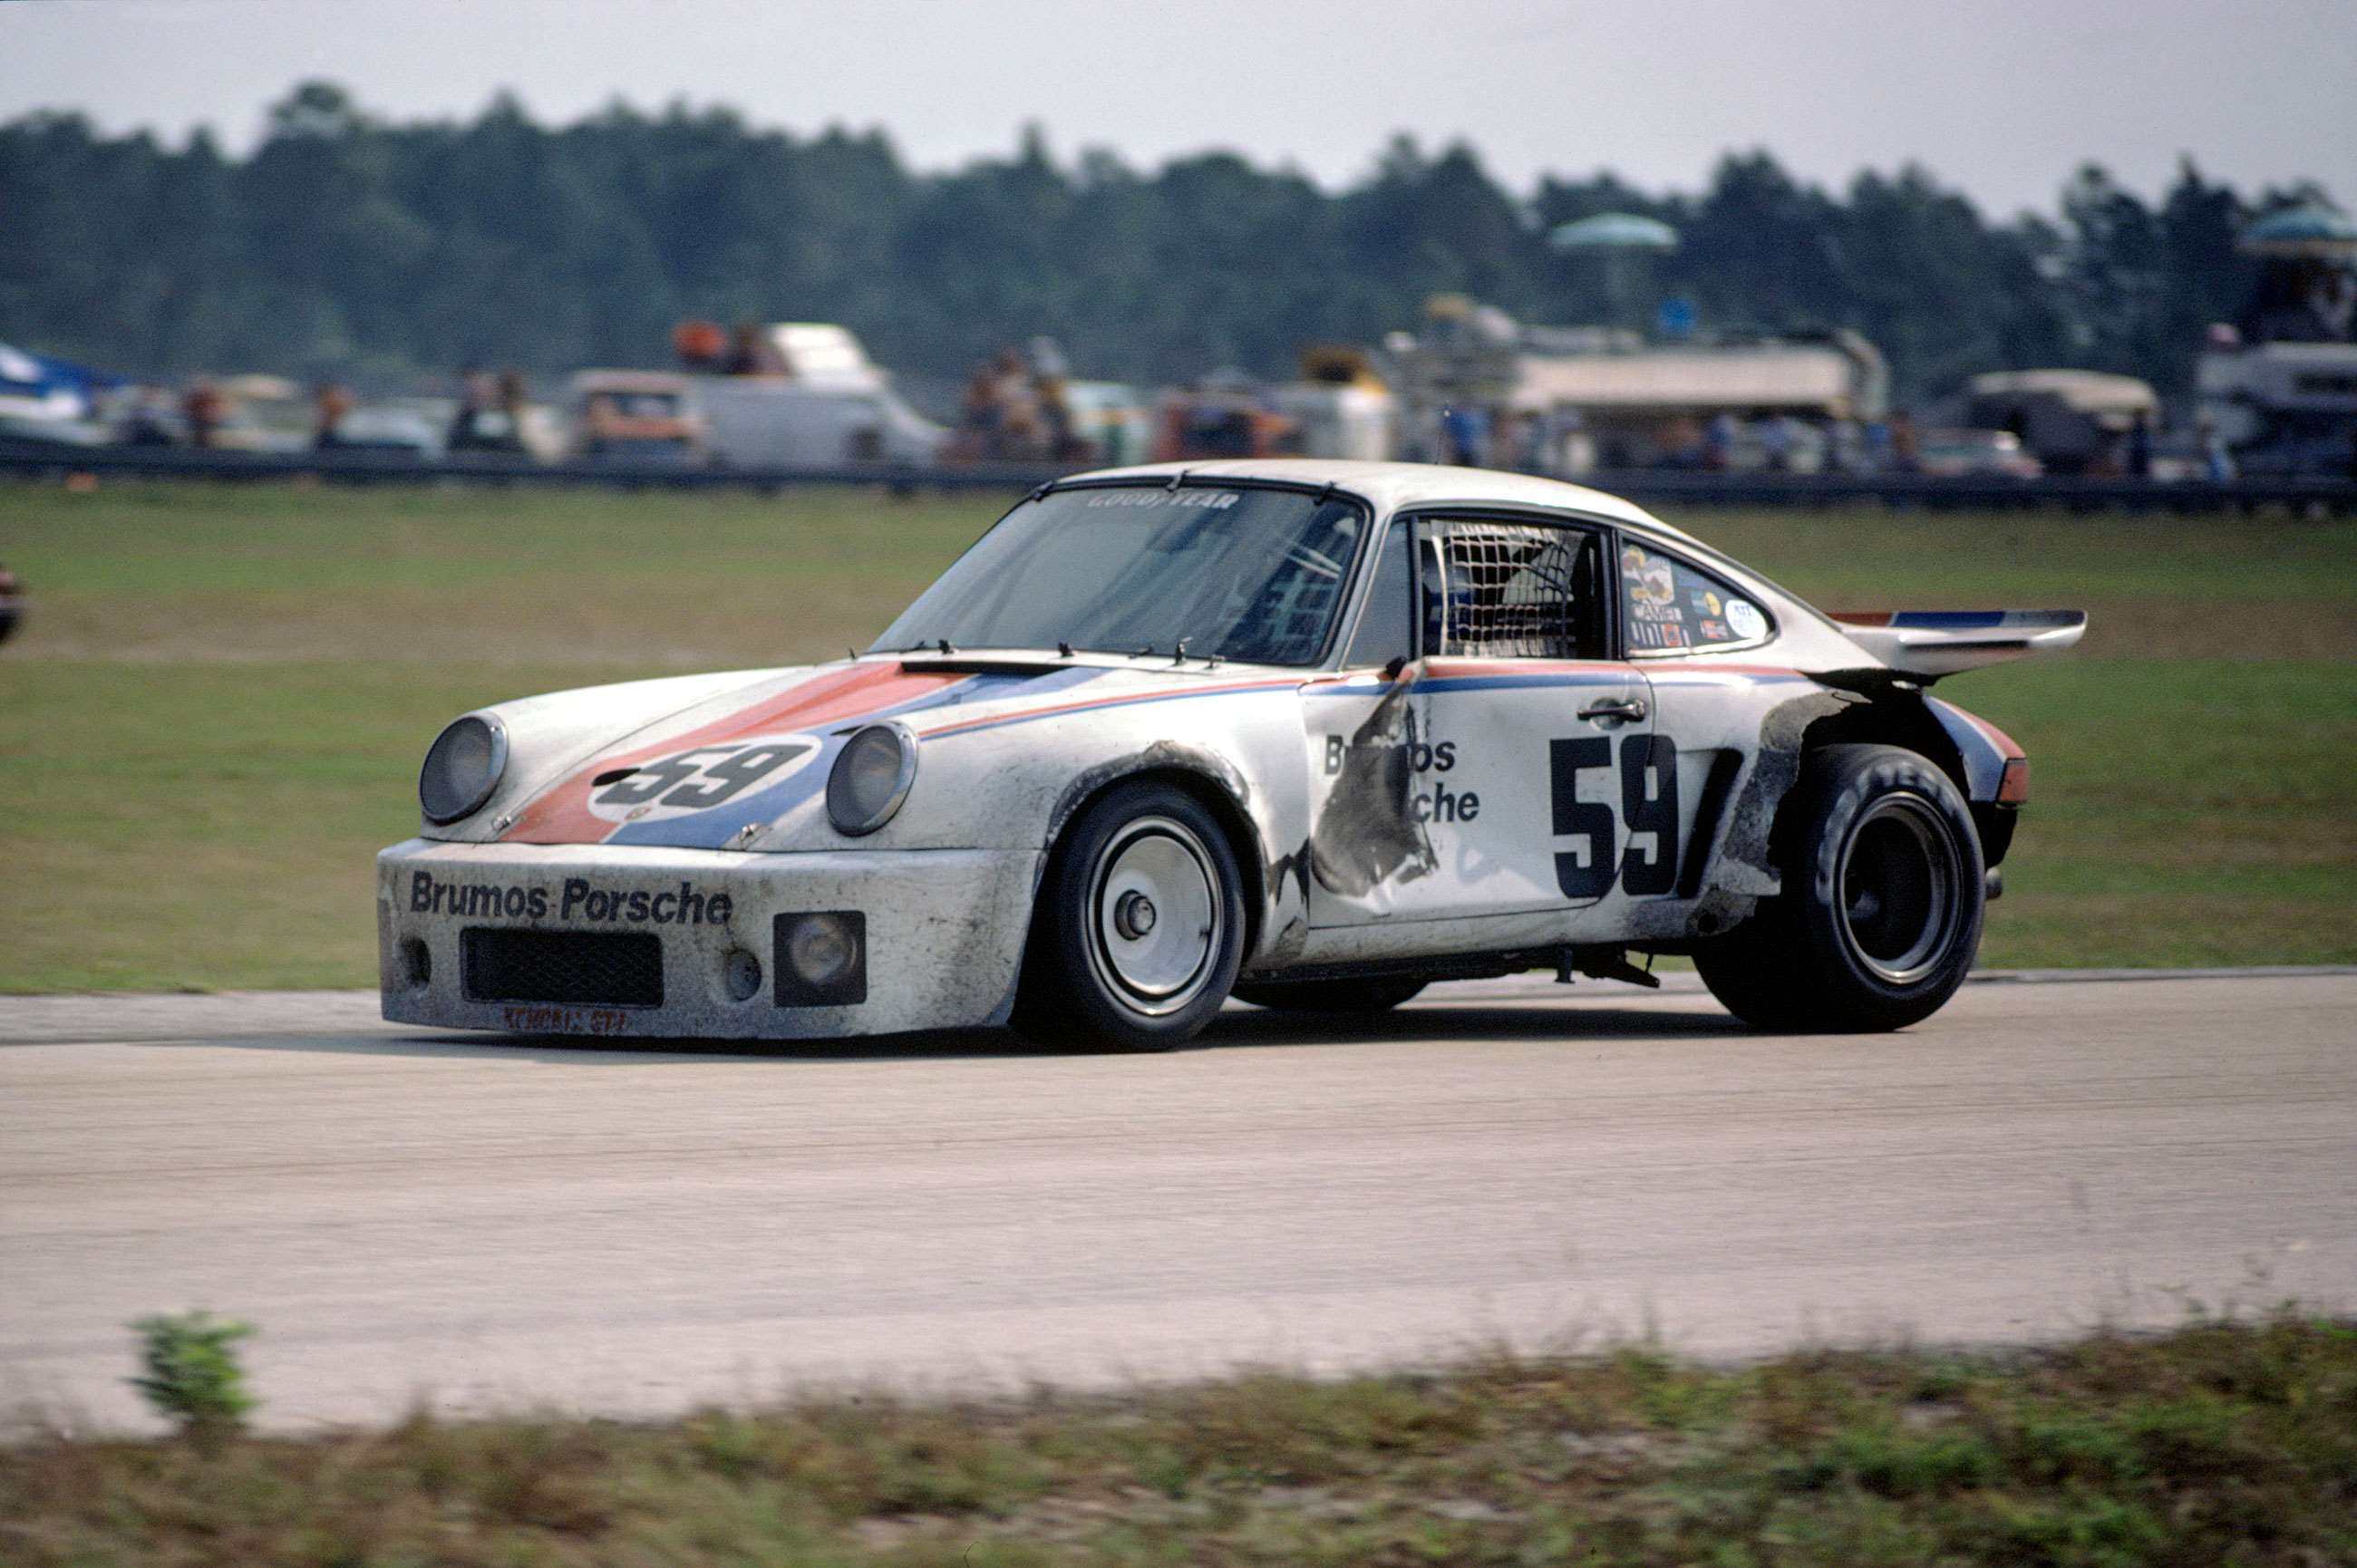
[{"x1": 376, "y1": 839, "x2": 1041, "y2": 1039}]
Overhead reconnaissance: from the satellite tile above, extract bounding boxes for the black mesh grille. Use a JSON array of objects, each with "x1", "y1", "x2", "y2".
[{"x1": 461, "y1": 928, "x2": 663, "y2": 1007}]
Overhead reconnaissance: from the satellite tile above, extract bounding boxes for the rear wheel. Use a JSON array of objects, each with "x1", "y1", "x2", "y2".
[
  {"x1": 1696, "y1": 743, "x2": 1984, "y2": 1032},
  {"x1": 1232, "y1": 977, "x2": 1428, "y2": 1013},
  {"x1": 1013, "y1": 781, "x2": 1245, "y2": 1051}
]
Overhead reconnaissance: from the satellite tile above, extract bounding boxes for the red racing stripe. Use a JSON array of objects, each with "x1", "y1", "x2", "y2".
[{"x1": 502, "y1": 663, "x2": 963, "y2": 843}]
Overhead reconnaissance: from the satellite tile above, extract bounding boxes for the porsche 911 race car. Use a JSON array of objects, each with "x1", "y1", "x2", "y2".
[{"x1": 379, "y1": 460, "x2": 2083, "y2": 1048}]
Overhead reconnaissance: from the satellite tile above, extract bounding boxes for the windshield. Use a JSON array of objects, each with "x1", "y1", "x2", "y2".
[{"x1": 872, "y1": 485, "x2": 1370, "y2": 666}]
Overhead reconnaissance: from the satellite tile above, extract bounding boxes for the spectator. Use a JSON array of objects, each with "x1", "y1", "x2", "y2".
[
  {"x1": 1862, "y1": 418, "x2": 1893, "y2": 473},
  {"x1": 1887, "y1": 409, "x2": 1922, "y2": 474},
  {"x1": 1515, "y1": 409, "x2": 1551, "y2": 474},
  {"x1": 181, "y1": 378, "x2": 226, "y2": 450},
  {"x1": 952, "y1": 362, "x2": 1001, "y2": 461},
  {"x1": 2198, "y1": 416, "x2": 2236, "y2": 482},
  {"x1": 1704, "y1": 411, "x2": 1739, "y2": 471},
  {"x1": 1440, "y1": 403, "x2": 1489, "y2": 466},
  {"x1": 496, "y1": 369, "x2": 529, "y2": 436},
  {"x1": 2125, "y1": 411, "x2": 2154, "y2": 479},
  {"x1": 448, "y1": 366, "x2": 529, "y2": 455},
  {"x1": 1826, "y1": 416, "x2": 1861, "y2": 475},
  {"x1": 723, "y1": 322, "x2": 784, "y2": 376},
  {"x1": 1037, "y1": 375, "x2": 1087, "y2": 462},
  {"x1": 312, "y1": 382, "x2": 354, "y2": 450},
  {"x1": 121, "y1": 387, "x2": 177, "y2": 446},
  {"x1": 673, "y1": 319, "x2": 726, "y2": 373},
  {"x1": 447, "y1": 366, "x2": 491, "y2": 450}
]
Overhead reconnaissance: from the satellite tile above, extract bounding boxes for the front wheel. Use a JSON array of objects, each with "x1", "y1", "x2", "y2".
[
  {"x1": 1013, "y1": 781, "x2": 1246, "y2": 1051},
  {"x1": 1696, "y1": 743, "x2": 1984, "y2": 1032}
]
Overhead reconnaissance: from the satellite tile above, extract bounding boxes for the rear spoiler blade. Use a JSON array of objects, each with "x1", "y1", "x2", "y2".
[{"x1": 1829, "y1": 610, "x2": 2087, "y2": 680}]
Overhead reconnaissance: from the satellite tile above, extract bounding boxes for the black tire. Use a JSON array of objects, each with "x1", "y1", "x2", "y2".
[
  {"x1": 1696, "y1": 743, "x2": 1984, "y2": 1032},
  {"x1": 1232, "y1": 976, "x2": 1428, "y2": 1013},
  {"x1": 1013, "y1": 780, "x2": 1246, "y2": 1051}
]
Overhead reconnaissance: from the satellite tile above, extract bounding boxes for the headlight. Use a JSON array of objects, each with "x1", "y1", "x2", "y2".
[
  {"x1": 419, "y1": 714, "x2": 508, "y2": 824},
  {"x1": 826, "y1": 723, "x2": 916, "y2": 836}
]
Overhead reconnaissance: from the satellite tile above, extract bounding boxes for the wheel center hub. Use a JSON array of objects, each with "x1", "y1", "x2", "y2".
[{"x1": 1114, "y1": 890, "x2": 1158, "y2": 941}]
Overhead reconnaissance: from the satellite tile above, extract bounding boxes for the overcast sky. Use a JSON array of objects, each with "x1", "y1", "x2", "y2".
[{"x1": 4, "y1": 0, "x2": 2350, "y2": 218}]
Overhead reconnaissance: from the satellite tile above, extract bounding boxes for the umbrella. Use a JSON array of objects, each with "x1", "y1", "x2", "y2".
[{"x1": 2239, "y1": 202, "x2": 2357, "y2": 260}]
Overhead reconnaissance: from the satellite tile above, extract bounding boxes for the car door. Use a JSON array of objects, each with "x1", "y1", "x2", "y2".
[{"x1": 1304, "y1": 510, "x2": 1663, "y2": 932}]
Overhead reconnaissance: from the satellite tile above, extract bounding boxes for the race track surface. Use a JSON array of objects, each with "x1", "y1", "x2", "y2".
[{"x1": 4, "y1": 970, "x2": 2352, "y2": 1431}]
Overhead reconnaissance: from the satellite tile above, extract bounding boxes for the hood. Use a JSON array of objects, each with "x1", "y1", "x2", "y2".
[{"x1": 478, "y1": 653, "x2": 1283, "y2": 851}]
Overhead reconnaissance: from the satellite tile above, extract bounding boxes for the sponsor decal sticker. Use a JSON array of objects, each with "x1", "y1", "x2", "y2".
[
  {"x1": 1621, "y1": 545, "x2": 1675, "y2": 606},
  {"x1": 409, "y1": 870, "x2": 734, "y2": 926},
  {"x1": 1082, "y1": 489, "x2": 1241, "y2": 509},
  {"x1": 1726, "y1": 598, "x2": 1767, "y2": 640}
]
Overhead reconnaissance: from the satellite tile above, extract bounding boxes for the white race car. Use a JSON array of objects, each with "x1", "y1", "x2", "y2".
[{"x1": 379, "y1": 460, "x2": 2082, "y2": 1048}]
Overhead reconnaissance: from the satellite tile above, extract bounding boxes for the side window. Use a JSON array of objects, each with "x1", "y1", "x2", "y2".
[
  {"x1": 1415, "y1": 518, "x2": 1606, "y2": 659},
  {"x1": 1343, "y1": 518, "x2": 1415, "y2": 667},
  {"x1": 1620, "y1": 541, "x2": 1771, "y2": 653}
]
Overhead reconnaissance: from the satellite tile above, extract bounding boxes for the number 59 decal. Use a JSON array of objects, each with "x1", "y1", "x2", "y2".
[
  {"x1": 1548, "y1": 735, "x2": 1681, "y2": 899},
  {"x1": 587, "y1": 739, "x2": 814, "y2": 821}
]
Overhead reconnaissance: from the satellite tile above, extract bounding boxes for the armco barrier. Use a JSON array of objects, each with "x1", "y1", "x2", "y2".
[{"x1": 2, "y1": 440, "x2": 2352, "y2": 513}]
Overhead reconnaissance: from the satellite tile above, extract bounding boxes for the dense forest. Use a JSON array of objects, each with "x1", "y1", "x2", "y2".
[{"x1": 0, "y1": 81, "x2": 2333, "y2": 402}]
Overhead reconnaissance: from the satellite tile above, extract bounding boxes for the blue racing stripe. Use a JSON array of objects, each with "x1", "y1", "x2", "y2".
[
  {"x1": 608, "y1": 667, "x2": 1104, "y2": 847},
  {"x1": 1887, "y1": 611, "x2": 2011, "y2": 629},
  {"x1": 928, "y1": 678, "x2": 1299, "y2": 739}
]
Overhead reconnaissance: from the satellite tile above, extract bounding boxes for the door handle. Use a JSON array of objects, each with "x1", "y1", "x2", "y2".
[{"x1": 1577, "y1": 697, "x2": 1647, "y2": 722}]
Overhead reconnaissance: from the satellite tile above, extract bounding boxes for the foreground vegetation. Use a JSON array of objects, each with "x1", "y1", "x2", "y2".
[
  {"x1": 2, "y1": 480, "x2": 2352, "y2": 991},
  {"x1": 6, "y1": 1314, "x2": 2354, "y2": 1566}
]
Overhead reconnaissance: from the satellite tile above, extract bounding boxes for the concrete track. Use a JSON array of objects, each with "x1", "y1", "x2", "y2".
[{"x1": 3, "y1": 970, "x2": 2352, "y2": 1431}]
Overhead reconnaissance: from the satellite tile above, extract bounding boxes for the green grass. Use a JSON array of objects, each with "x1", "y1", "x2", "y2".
[
  {"x1": 6, "y1": 1314, "x2": 2354, "y2": 1565},
  {"x1": 1, "y1": 481, "x2": 2352, "y2": 991}
]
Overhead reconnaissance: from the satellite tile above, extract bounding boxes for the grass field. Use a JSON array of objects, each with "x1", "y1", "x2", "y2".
[
  {"x1": 6, "y1": 1314, "x2": 2353, "y2": 1565},
  {"x1": 2, "y1": 479, "x2": 2352, "y2": 992}
]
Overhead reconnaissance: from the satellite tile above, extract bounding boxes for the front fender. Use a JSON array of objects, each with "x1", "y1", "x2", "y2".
[{"x1": 831, "y1": 680, "x2": 1315, "y2": 966}]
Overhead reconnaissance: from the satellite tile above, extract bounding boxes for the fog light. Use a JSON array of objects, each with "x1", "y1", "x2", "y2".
[
  {"x1": 790, "y1": 915, "x2": 856, "y2": 983},
  {"x1": 772, "y1": 911, "x2": 867, "y2": 1007}
]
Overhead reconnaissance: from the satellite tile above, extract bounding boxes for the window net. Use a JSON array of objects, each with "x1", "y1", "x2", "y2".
[{"x1": 1427, "y1": 520, "x2": 1596, "y2": 658}]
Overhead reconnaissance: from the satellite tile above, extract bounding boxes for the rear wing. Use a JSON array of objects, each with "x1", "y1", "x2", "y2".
[{"x1": 1829, "y1": 610, "x2": 2087, "y2": 680}]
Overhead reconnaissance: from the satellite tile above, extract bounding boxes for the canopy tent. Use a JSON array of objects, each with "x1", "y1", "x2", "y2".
[{"x1": 1547, "y1": 212, "x2": 1681, "y2": 252}]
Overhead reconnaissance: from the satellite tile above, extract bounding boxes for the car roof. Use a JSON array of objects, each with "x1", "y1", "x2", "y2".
[{"x1": 1059, "y1": 459, "x2": 1697, "y2": 543}]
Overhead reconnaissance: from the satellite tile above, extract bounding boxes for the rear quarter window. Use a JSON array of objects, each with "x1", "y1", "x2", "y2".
[{"x1": 1620, "y1": 540, "x2": 1772, "y2": 653}]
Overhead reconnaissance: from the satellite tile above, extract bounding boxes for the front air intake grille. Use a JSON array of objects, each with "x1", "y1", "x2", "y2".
[{"x1": 461, "y1": 928, "x2": 663, "y2": 1007}]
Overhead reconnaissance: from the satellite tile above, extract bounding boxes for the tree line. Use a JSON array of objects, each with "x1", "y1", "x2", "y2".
[{"x1": 0, "y1": 81, "x2": 2333, "y2": 403}]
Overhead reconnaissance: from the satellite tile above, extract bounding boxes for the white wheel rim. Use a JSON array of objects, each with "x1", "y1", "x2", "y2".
[
  {"x1": 1836, "y1": 792, "x2": 1963, "y2": 986},
  {"x1": 1088, "y1": 816, "x2": 1221, "y2": 1016}
]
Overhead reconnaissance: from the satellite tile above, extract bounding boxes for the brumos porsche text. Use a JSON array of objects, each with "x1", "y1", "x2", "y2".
[
  {"x1": 1323, "y1": 734, "x2": 1482, "y2": 822},
  {"x1": 408, "y1": 870, "x2": 734, "y2": 925}
]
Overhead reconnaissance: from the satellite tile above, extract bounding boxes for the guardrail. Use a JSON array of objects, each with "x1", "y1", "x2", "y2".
[{"x1": 3, "y1": 440, "x2": 2352, "y2": 513}]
